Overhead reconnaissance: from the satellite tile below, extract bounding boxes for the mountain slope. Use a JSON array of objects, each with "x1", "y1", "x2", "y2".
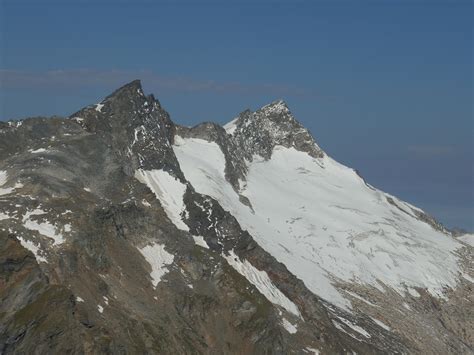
[
  {"x1": 173, "y1": 136, "x2": 462, "y2": 309},
  {"x1": 0, "y1": 80, "x2": 472, "y2": 354}
]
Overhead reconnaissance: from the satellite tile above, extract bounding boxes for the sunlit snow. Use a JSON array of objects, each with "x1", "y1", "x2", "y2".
[
  {"x1": 458, "y1": 233, "x2": 474, "y2": 247},
  {"x1": 281, "y1": 318, "x2": 298, "y2": 334},
  {"x1": 0, "y1": 171, "x2": 7, "y2": 186},
  {"x1": 17, "y1": 237, "x2": 47, "y2": 263},
  {"x1": 29, "y1": 148, "x2": 48, "y2": 154},
  {"x1": 223, "y1": 118, "x2": 238, "y2": 135},
  {"x1": 370, "y1": 317, "x2": 391, "y2": 331},
  {"x1": 138, "y1": 243, "x2": 174, "y2": 288},
  {"x1": 192, "y1": 235, "x2": 209, "y2": 249},
  {"x1": 224, "y1": 250, "x2": 301, "y2": 317},
  {"x1": 0, "y1": 170, "x2": 17, "y2": 196},
  {"x1": 22, "y1": 209, "x2": 65, "y2": 245},
  {"x1": 135, "y1": 169, "x2": 189, "y2": 231},
  {"x1": 343, "y1": 290, "x2": 379, "y2": 308},
  {"x1": 333, "y1": 316, "x2": 371, "y2": 339},
  {"x1": 173, "y1": 137, "x2": 462, "y2": 310}
]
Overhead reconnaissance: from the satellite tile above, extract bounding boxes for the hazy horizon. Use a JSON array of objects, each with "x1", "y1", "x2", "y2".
[{"x1": 1, "y1": 0, "x2": 472, "y2": 230}]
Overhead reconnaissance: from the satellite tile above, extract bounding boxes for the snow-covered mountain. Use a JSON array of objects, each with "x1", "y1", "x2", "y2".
[{"x1": 0, "y1": 80, "x2": 472, "y2": 354}]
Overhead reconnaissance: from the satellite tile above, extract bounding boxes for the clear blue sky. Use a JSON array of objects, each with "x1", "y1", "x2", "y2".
[{"x1": 1, "y1": 0, "x2": 472, "y2": 230}]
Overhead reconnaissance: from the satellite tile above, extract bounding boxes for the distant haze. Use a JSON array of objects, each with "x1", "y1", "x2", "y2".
[{"x1": 0, "y1": 0, "x2": 472, "y2": 230}]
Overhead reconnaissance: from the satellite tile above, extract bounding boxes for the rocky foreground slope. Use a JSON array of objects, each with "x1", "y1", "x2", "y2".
[{"x1": 0, "y1": 80, "x2": 472, "y2": 354}]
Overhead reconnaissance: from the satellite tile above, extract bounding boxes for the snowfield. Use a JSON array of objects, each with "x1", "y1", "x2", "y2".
[{"x1": 173, "y1": 136, "x2": 463, "y2": 310}]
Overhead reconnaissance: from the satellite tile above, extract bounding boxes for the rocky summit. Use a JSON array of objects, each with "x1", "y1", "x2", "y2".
[{"x1": 0, "y1": 80, "x2": 472, "y2": 354}]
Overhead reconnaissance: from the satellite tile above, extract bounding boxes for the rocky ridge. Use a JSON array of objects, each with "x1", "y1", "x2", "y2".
[{"x1": 0, "y1": 80, "x2": 472, "y2": 354}]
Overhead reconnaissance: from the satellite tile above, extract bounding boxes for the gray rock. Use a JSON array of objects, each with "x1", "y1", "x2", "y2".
[{"x1": 0, "y1": 80, "x2": 470, "y2": 354}]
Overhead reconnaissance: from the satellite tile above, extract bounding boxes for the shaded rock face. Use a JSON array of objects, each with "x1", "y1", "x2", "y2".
[
  {"x1": 0, "y1": 80, "x2": 472, "y2": 354},
  {"x1": 227, "y1": 100, "x2": 324, "y2": 161}
]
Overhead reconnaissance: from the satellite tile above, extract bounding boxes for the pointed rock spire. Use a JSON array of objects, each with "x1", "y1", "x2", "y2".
[
  {"x1": 67, "y1": 79, "x2": 181, "y2": 174},
  {"x1": 227, "y1": 100, "x2": 324, "y2": 160},
  {"x1": 104, "y1": 79, "x2": 144, "y2": 102},
  {"x1": 258, "y1": 99, "x2": 291, "y2": 115}
]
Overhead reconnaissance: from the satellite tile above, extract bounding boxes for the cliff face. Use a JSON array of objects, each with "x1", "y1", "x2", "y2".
[{"x1": 0, "y1": 80, "x2": 472, "y2": 354}]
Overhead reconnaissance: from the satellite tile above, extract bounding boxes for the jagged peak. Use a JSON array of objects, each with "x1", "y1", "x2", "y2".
[
  {"x1": 101, "y1": 80, "x2": 164, "y2": 112},
  {"x1": 229, "y1": 99, "x2": 306, "y2": 138},
  {"x1": 68, "y1": 79, "x2": 174, "y2": 152},
  {"x1": 224, "y1": 100, "x2": 292, "y2": 135},
  {"x1": 69, "y1": 79, "x2": 164, "y2": 120},
  {"x1": 240, "y1": 99, "x2": 295, "y2": 126},
  {"x1": 258, "y1": 99, "x2": 291, "y2": 115},
  {"x1": 223, "y1": 99, "x2": 323, "y2": 159},
  {"x1": 104, "y1": 79, "x2": 144, "y2": 101}
]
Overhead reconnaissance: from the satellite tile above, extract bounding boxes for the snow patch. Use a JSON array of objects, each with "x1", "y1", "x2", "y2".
[
  {"x1": 95, "y1": 103, "x2": 104, "y2": 112},
  {"x1": 138, "y1": 243, "x2": 174, "y2": 287},
  {"x1": 281, "y1": 318, "x2": 298, "y2": 334},
  {"x1": 135, "y1": 169, "x2": 189, "y2": 231},
  {"x1": 370, "y1": 317, "x2": 391, "y2": 331},
  {"x1": 29, "y1": 148, "x2": 47, "y2": 154},
  {"x1": 407, "y1": 288, "x2": 421, "y2": 298},
  {"x1": 461, "y1": 273, "x2": 474, "y2": 283},
  {"x1": 97, "y1": 305, "x2": 104, "y2": 313},
  {"x1": 0, "y1": 171, "x2": 7, "y2": 186},
  {"x1": 223, "y1": 250, "x2": 301, "y2": 317},
  {"x1": 344, "y1": 290, "x2": 379, "y2": 308},
  {"x1": 17, "y1": 237, "x2": 47, "y2": 263},
  {"x1": 192, "y1": 235, "x2": 209, "y2": 249},
  {"x1": 0, "y1": 170, "x2": 17, "y2": 196},
  {"x1": 23, "y1": 209, "x2": 64, "y2": 245},
  {"x1": 76, "y1": 296, "x2": 84, "y2": 303},
  {"x1": 132, "y1": 125, "x2": 146, "y2": 146},
  {"x1": 223, "y1": 118, "x2": 238, "y2": 135},
  {"x1": 335, "y1": 316, "x2": 371, "y2": 339}
]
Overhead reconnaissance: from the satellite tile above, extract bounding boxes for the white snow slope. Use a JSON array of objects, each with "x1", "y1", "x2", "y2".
[
  {"x1": 224, "y1": 249, "x2": 301, "y2": 317},
  {"x1": 458, "y1": 233, "x2": 474, "y2": 247},
  {"x1": 135, "y1": 169, "x2": 189, "y2": 231},
  {"x1": 173, "y1": 136, "x2": 463, "y2": 310}
]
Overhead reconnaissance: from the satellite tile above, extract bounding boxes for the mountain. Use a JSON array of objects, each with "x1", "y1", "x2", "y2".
[{"x1": 0, "y1": 80, "x2": 472, "y2": 354}]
